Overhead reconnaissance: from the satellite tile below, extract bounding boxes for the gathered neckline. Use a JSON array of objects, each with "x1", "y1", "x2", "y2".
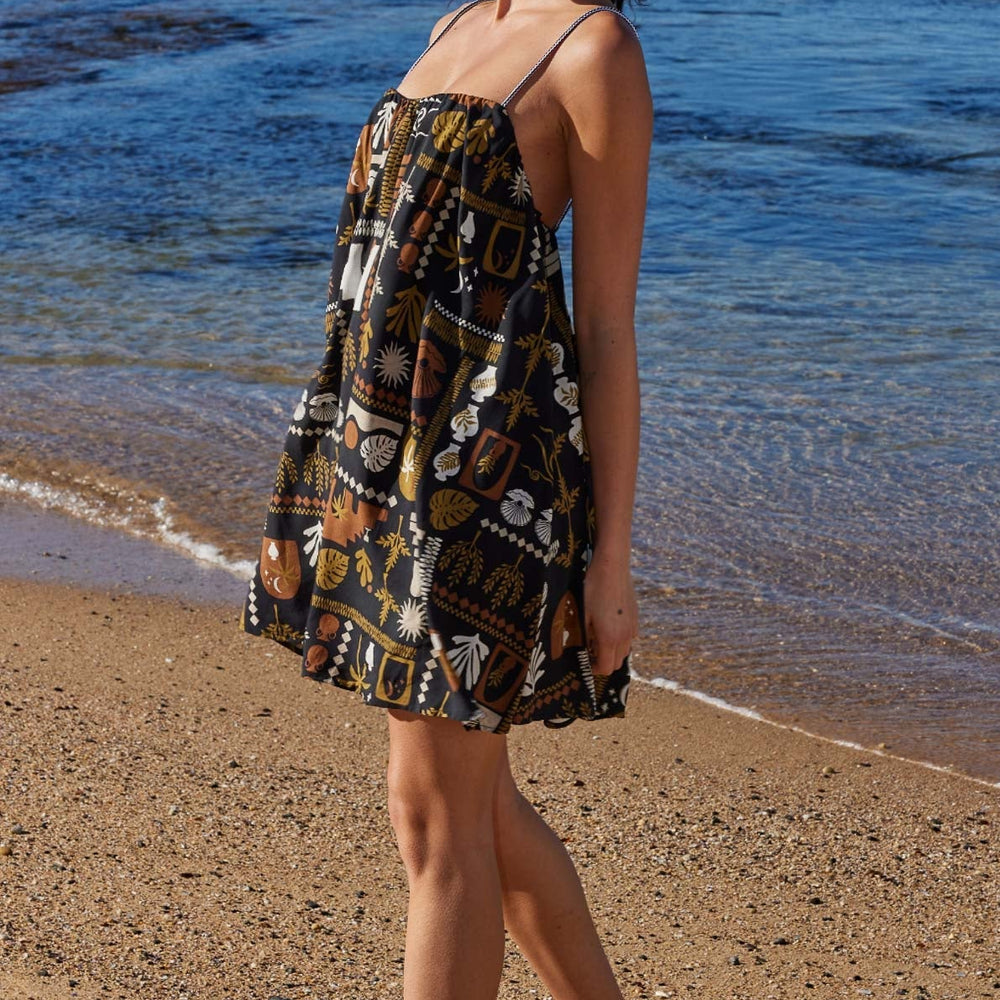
[
  {"x1": 377, "y1": 87, "x2": 562, "y2": 237},
  {"x1": 384, "y1": 85, "x2": 505, "y2": 108}
]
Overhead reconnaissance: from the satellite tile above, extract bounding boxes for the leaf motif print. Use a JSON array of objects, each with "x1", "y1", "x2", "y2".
[
  {"x1": 545, "y1": 340, "x2": 565, "y2": 374},
  {"x1": 385, "y1": 285, "x2": 427, "y2": 342},
  {"x1": 447, "y1": 633, "x2": 489, "y2": 686},
  {"x1": 337, "y1": 221, "x2": 355, "y2": 247},
  {"x1": 432, "y1": 110, "x2": 468, "y2": 152},
  {"x1": 355, "y1": 547, "x2": 374, "y2": 588},
  {"x1": 394, "y1": 178, "x2": 416, "y2": 210},
  {"x1": 372, "y1": 100, "x2": 397, "y2": 151},
  {"x1": 465, "y1": 117, "x2": 495, "y2": 155},
  {"x1": 469, "y1": 365, "x2": 498, "y2": 402},
  {"x1": 302, "y1": 449, "x2": 332, "y2": 496},
  {"x1": 553, "y1": 484, "x2": 581, "y2": 517},
  {"x1": 260, "y1": 607, "x2": 303, "y2": 647},
  {"x1": 435, "y1": 233, "x2": 474, "y2": 272},
  {"x1": 554, "y1": 376, "x2": 580, "y2": 412},
  {"x1": 449, "y1": 403, "x2": 480, "y2": 443},
  {"x1": 429, "y1": 489, "x2": 478, "y2": 531},
  {"x1": 520, "y1": 641, "x2": 546, "y2": 697},
  {"x1": 515, "y1": 328, "x2": 549, "y2": 377},
  {"x1": 316, "y1": 548, "x2": 350, "y2": 590},
  {"x1": 438, "y1": 530, "x2": 484, "y2": 586},
  {"x1": 433, "y1": 443, "x2": 462, "y2": 481},
  {"x1": 376, "y1": 514, "x2": 411, "y2": 571},
  {"x1": 244, "y1": 85, "x2": 632, "y2": 733},
  {"x1": 342, "y1": 324, "x2": 358, "y2": 373},
  {"x1": 347, "y1": 654, "x2": 372, "y2": 693},
  {"x1": 274, "y1": 451, "x2": 297, "y2": 494},
  {"x1": 482, "y1": 553, "x2": 525, "y2": 607},
  {"x1": 520, "y1": 587, "x2": 545, "y2": 624},
  {"x1": 359, "y1": 319, "x2": 375, "y2": 361},
  {"x1": 327, "y1": 486, "x2": 348, "y2": 522},
  {"x1": 482, "y1": 144, "x2": 515, "y2": 193},
  {"x1": 496, "y1": 386, "x2": 539, "y2": 430},
  {"x1": 569, "y1": 414, "x2": 587, "y2": 457},
  {"x1": 375, "y1": 578, "x2": 401, "y2": 627},
  {"x1": 302, "y1": 520, "x2": 324, "y2": 568},
  {"x1": 360, "y1": 433, "x2": 398, "y2": 473},
  {"x1": 475, "y1": 448, "x2": 497, "y2": 477}
]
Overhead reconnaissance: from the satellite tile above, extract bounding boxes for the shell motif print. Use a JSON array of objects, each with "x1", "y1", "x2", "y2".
[{"x1": 241, "y1": 87, "x2": 631, "y2": 734}]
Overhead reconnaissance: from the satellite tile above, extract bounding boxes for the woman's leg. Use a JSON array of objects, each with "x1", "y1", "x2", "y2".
[
  {"x1": 492, "y1": 748, "x2": 624, "y2": 1000},
  {"x1": 386, "y1": 708, "x2": 509, "y2": 1000}
]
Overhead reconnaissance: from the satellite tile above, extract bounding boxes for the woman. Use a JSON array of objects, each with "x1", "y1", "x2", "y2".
[{"x1": 242, "y1": 1, "x2": 651, "y2": 996}]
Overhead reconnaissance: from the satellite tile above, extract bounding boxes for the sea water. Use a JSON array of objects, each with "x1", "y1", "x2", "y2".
[{"x1": 1, "y1": 0, "x2": 998, "y2": 780}]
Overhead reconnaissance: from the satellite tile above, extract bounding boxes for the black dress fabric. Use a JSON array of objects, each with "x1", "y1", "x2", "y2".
[{"x1": 241, "y1": 1, "x2": 637, "y2": 733}]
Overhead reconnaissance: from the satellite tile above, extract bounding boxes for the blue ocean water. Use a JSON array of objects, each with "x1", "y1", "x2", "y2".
[{"x1": 1, "y1": 0, "x2": 998, "y2": 779}]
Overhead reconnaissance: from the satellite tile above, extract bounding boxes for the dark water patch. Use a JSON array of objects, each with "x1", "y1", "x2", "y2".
[
  {"x1": 689, "y1": 7, "x2": 782, "y2": 15},
  {"x1": 257, "y1": 61, "x2": 333, "y2": 93},
  {"x1": 814, "y1": 130, "x2": 995, "y2": 174},
  {"x1": 923, "y1": 147, "x2": 1000, "y2": 169},
  {"x1": 653, "y1": 105, "x2": 805, "y2": 146},
  {"x1": 0, "y1": 4, "x2": 266, "y2": 97},
  {"x1": 924, "y1": 83, "x2": 1000, "y2": 125},
  {"x1": 245, "y1": 236, "x2": 330, "y2": 270},
  {"x1": 658, "y1": 110, "x2": 995, "y2": 183}
]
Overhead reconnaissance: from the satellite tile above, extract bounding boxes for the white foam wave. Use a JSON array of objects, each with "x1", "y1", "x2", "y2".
[
  {"x1": 629, "y1": 667, "x2": 1000, "y2": 790},
  {"x1": 0, "y1": 472, "x2": 255, "y2": 581},
  {"x1": 149, "y1": 497, "x2": 257, "y2": 580}
]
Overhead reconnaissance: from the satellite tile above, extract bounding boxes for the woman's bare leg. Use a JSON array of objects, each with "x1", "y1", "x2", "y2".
[
  {"x1": 386, "y1": 709, "x2": 508, "y2": 1000},
  {"x1": 492, "y1": 747, "x2": 624, "y2": 1000}
]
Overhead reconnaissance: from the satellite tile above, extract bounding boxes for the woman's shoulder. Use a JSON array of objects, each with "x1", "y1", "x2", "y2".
[
  {"x1": 558, "y1": 4, "x2": 646, "y2": 69},
  {"x1": 551, "y1": 6, "x2": 650, "y2": 122}
]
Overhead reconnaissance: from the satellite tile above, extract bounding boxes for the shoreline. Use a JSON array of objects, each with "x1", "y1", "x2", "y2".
[
  {"x1": 1, "y1": 575, "x2": 997, "y2": 999},
  {"x1": 1, "y1": 495, "x2": 997, "y2": 788},
  {"x1": 0, "y1": 497, "x2": 247, "y2": 606}
]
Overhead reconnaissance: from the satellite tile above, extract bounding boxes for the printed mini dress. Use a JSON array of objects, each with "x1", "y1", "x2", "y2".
[{"x1": 241, "y1": 0, "x2": 638, "y2": 733}]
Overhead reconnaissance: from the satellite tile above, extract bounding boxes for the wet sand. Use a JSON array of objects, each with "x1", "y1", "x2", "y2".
[{"x1": 1, "y1": 557, "x2": 997, "y2": 999}]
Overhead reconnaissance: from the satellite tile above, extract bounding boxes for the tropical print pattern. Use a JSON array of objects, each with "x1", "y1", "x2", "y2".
[{"x1": 241, "y1": 7, "x2": 633, "y2": 734}]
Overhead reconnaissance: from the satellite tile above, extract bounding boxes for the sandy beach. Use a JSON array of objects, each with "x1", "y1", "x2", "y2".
[{"x1": 1, "y1": 524, "x2": 997, "y2": 1000}]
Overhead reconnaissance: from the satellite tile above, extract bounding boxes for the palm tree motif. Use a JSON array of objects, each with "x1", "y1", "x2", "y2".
[{"x1": 372, "y1": 99, "x2": 398, "y2": 150}]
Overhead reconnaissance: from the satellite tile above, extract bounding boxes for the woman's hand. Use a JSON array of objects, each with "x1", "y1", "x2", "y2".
[{"x1": 583, "y1": 546, "x2": 639, "y2": 676}]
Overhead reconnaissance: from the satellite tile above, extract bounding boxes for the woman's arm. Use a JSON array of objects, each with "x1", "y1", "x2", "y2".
[{"x1": 558, "y1": 13, "x2": 652, "y2": 676}]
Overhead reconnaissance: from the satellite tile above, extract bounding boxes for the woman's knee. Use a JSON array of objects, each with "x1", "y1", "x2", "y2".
[
  {"x1": 388, "y1": 767, "x2": 493, "y2": 874},
  {"x1": 386, "y1": 745, "x2": 498, "y2": 877}
]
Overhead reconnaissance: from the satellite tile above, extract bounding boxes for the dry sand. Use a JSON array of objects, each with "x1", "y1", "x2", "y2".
[{"x1": 1, "y1": 576, "x2": 998, "y2": 1000}]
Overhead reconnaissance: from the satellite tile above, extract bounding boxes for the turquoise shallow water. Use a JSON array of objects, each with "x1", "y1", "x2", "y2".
[{"x1": 1, "y1": 0, "x2": 998, "y2": 780}]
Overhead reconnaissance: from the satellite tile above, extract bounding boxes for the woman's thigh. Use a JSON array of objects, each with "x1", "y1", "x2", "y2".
[{"x1": 386, "y1": 709, "x2": 509, "y2": 835}]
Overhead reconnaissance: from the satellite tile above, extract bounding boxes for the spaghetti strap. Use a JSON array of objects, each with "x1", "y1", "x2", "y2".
[
  {"x1": 402, "y1": 0, "x2": 494, "y2": 81},
  {"x1": 501, "y1": 6, "x2": 640, "y2": 107}
]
